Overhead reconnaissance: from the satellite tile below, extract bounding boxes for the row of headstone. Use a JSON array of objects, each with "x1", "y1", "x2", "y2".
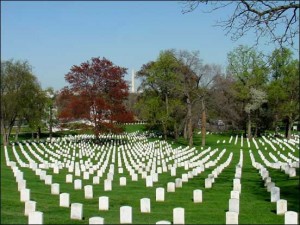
[{"x1": 249, "y1": 150, "x2": 299, "y2": 224}]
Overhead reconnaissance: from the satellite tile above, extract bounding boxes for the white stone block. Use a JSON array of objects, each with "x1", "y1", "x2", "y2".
[
  {"x1": 60, "y1": 193, "x2": 70, "y2": 207},
  {"x1": 205, "y1": 178, "x2": 212, "y2": 188},
  {"x1": 51, "y1": 183, "x2": 60, "y2": 195},
  {"x1": 173, "y1": 207, "x2": 185, "y2": 224},
  {"x1": 229, "y1": 198, "x2": 239, "y2": 214},
  {"x1": 167, "y1": 182, "x2": 175, "y2": 192},
  {"x1": 28, "y1": 211, "x2": 43, "y2": 224},
  {"x1": 120, "y1": 206, "x2": 132, "y2": 224},
  {"x1": 70, "y1": 203, "x2": 83, "y2": 220},
  {"x1": 24, "y1": 200, "x2": 36, "y2": 216},
  {"x1": 74, "y1": 179, "x2": 82, "y2": 190},
  {"x1": 18, "y1": 179, "x2": 26, "y2": 191},
  {"x1": 284, "y1": 211, "x2": 298, "y2": 224},
  {"x1": 44, "y1": 175, "x2": 52, "y2": 185},
  {"x1": 146, "y1": 176, "x2": 153, "y2": 187},
  {"x1": 83, "y1": 171, "x2": 90, "y2": 180},
  {"x1": 226, "y1": 211, "x2": 238, "y2": 224},
  {"x1": 131, "y1": 173, "x2": 138, "y2": 181},
  {"x1": 156, "y1": 221, "x2": 171, "y2": 224},
  {"x1": 20, "y1": 188, "x2": 30, "y2": 202},
  {"x1": 84, "y1": 185, "x2": 93, "y2": 199},
  {"x1": 277, "y1": 199, "x2": 287, "y2": 215},
  {"x1": 140, "y1": 198, "x2": 151, "y2": 213},
  {"x1": 175, "y1": 178, "x2": 182, "y2": 188},
  {"x1": 230, "y1": 191, "x2": 240, "y2": 200},
  {"x1": 93, "y1": 176, "x2": 100, "y2": 184},
  {"x1": 66, "y1": 174, "x2": 73, "y2": 183},
  {"x1": 271, "y1": 187, "x2": 280, "y2": 202},
  {"x1": 182, "y1": 174, "x2": 188, "y2": 182},
  {"x1": 104, "y1": 179, "x2": 112, "y2": 191},
  {"x1": 89, "y1": 216, "x2": 104, "y2": 224},
  {"x1": 156, "y1": 187, "x2": 165, "y2": 202},
  {"x1": 99, "y1": 196, "x2": 109, "y2": 210},
  {"x1": 120, "y1": 177, "x2": 127, "y2": 186},
  {"x1": 193, "y1": 189, "x2": 202, "y2": 203}
]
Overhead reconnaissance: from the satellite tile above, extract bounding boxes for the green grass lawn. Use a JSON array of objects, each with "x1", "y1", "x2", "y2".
[{"x1": 1, "y1": 126, "x2": 299, "y2": 224}]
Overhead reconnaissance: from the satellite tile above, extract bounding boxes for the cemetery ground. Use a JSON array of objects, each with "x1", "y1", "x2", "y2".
[{"x1": 1, "y1": 125, "x2": 299, "y2": 224}]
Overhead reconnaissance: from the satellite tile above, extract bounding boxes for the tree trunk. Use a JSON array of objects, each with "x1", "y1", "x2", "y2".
[
  {"x1": 285, "y1": 117, "x2": 292, "y2": 140},
  {"x1": 187, "y1": 98, "x2": 193, "y2": 147},
  {"x1": 15, "y1": 119, "x2": 22, "y2": 142},
  {"x1": 1, "y1": 119, "x2": 8, "y2": 146},
  {"x1": 37, "y1": 126, "x2": 41, "y2": 141},
  {"x1": 183, "y1": 120, "x2": 188, "y2": 140},
  {"x1": 49, "y1": 105, "x2": 53, "y2": 141},
  {"x1": 247, "y1": 113, "x2": 252, "y2": 140},
  {"x1": 274, "y1": 114, "x2": 279, "y2": 135},
  {"x1": 174, "y1": 123, "x2": 179, "y2": 141},
  {"x1": 162, "y1": 122, "x2": 167, "y2": 140},
  {"x1": 201, "y1": 99, "x2": 206, "y2": 147}
]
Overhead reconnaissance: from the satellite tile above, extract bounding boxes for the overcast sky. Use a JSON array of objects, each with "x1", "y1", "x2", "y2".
[{"x1": 2, "y1": 1, "x2": 299, "y2": 91}]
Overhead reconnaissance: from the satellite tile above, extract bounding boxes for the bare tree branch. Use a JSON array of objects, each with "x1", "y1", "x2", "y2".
[{"x1": 181, "y1": 0, "x2": 299, "y2": 49}]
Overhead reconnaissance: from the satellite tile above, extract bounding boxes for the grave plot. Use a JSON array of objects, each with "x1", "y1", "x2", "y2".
[{"x1": 2, "y1": 132, "x2": 299, "y2": 224}]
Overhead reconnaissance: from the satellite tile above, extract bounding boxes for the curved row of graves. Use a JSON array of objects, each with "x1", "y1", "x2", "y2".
[{"x1": 3, "y1": 132, "x2": 299, "y2": 224}]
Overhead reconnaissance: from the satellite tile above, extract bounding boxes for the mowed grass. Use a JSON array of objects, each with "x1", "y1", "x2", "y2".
[{"x1": 1, "y1": 127, "x2": 299, "y2": 224}]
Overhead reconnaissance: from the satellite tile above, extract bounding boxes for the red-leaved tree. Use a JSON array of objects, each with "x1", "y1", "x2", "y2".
[{"x1": 57, "y1": 57, "x2": 134, "y2": 134}]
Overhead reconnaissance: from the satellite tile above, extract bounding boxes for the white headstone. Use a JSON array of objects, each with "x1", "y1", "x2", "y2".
[
  {"x1": 284, "y1": 211, "x2": 298, "y2": 224},
  {"x1": 277, "y1": 199, "x2": 287, "y2": 215},
  {"x1": 156, "y1": 221, "x2": 171, "y2": 224},
  {"x1": 74, "y1": 179, "x2": 82, "y2": 190},
  {"x1": 84, "y1": 185, "x2": 93, "y2": 199},
  {"x1": 156, "y1": 187, "x2": 165, "y2": 202},
  {"x1": 20, "y1": 188, "x2": 30, "y2": 202},
  {"x1": 18, "y1": 179, "x2": 26, "y2": 191},
  {"x1": 167, "y1": 182, "x2": 175, "y2": 192},
  {"x1": 93, "y1": 176, "x2": 100, "y2": 184},
  {"x1": 271, "y1": 187, "x2": 280, "y2": 202},
  {"x1": 24, "y1": 200, "x2": 36, "y2": 216},
  {"x1": 89, "y1": 216, "x2": 104, "y2": 224},
  {"x1": 66, "y1": 174, "x2": 73, "y2": 183},
  {"x1": 140, "y1": 198, "x2": 151, "y2": 213},
  {"x1": 267, "y1": 182, "x2": 275, "y2": 192},
  {"x1": 173, "y1": 207, "x2": 185, "y2": 224},
  {"x1": 99, "y1": 196, "x2": 109, "y2": 211},
  {"x1": 226, "y1": 211, "x2": 238, "y2": 224},
  {"x1": 51, "y1": 183, "x2": 60, "y2": 195},
  {"x1": 28, "y1": 211, "x2": 43, "y2": 224},
  {"x1": 229, "y1": 198, "x2": 240, "y2": 214},
  {"x1": 146, "y1": 176, "x2": 153, "y2": 187},
  {"x1": 120, "y1": 206, "x2": 132, "y2": 224},
  {"x1": 45, "y1": 175, "x2": 52, "y2": 185},
  {"x1": 120, "y1": 177, "x2": 127, "y2": 186},
  {"x1": 175, "y1": 178, "x2": 182, "y2": 188},
  {"x1": 60, "y1": 193, "x2": 70, "y2": 207},
  {"x1": 205, "y1": 178, "x2": 212, "y2": 188},
  {"x1": 131, "y1": 173, "x2": 138, "y2": 181},
  {"x1": 70, "y1": 203, "x2": 83, "y2": 220},
  {"x1": 104, "y1": 179, "x2": 112, "y2": 191},
  {"x1": 230, "y1": 191, "x2": 240, "y2": 200},
  {"x1": 193, "y1": 189, "x2": 202, "y2": 203}
]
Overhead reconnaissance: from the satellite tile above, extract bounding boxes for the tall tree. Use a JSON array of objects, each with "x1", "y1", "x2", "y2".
[
  {"x1": 58, "y1": 57, "x2": 133, "y2": 135},
  {"x1": 268, "y1": 48, "x2": 299, "y2": 139},
  {"x1": 1, "y1": 59, "x2": 44, "y2": 145},
  {"x1": 182, "y1": 1, "x2": 299, "y2": 48},
  {"x1": 227, "y1": 45, "x2": 269, "y2": 139},
  {"x1": 136, "y1": 50, "x2": 183, "y2": 140}
]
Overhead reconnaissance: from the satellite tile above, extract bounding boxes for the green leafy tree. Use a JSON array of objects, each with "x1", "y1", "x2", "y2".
[
  {"x1": 1, "y1": 59, "x2": 45, "y2": 145},
  {"x1": 268, "y1": 48, "x2": 299, "y2": 139},
  {"x1": 227, "y1": 45, "x2": 269, "y2": 139}
]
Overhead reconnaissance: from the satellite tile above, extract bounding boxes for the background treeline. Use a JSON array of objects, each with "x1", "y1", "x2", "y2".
[{"x1": 1, "y1": 45, "x2": 299, "y2": 147}]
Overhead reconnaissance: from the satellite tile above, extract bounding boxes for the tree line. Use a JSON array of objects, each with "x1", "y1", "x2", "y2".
[
  {"x1": 1, "y1": 46, "x2": 298, "y2": 147},
  {"x1": 131, "y1": 46, "x2": 299, "y2": 146}
]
